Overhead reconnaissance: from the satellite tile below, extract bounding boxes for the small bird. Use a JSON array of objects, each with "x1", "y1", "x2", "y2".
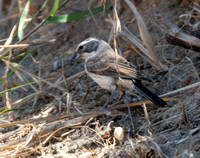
[{"x1": 71, "y1": 37, "x2": 166, "y2": 107}]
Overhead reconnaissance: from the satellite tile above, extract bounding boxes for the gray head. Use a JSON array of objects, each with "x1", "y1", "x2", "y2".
[{"x1": 71, "y1": 37, "x2": 101, "y2": 61}]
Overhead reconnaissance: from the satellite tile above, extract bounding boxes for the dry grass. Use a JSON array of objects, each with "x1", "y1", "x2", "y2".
[{"x1": 0, "y1": 0, "x2": 200, "y2": 157}]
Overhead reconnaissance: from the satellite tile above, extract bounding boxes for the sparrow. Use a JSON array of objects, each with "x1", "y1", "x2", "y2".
[{"x1": 71, "y1": 37, "x2": 166, "y2": 107}]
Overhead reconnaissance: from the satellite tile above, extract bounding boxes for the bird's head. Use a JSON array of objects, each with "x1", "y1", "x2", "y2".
[{"x1": 71, "y1": 37, "x2": 100, "y2": 61}]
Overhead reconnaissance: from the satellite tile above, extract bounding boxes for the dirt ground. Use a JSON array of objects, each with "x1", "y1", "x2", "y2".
[{"x1": 0, "y1": 0, "x2": 200, "y2": 157}]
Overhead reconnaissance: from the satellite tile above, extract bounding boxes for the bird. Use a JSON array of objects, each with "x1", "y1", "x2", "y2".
[{"x1": 71, "y1": 37, "x2": 166, "y2": 107}]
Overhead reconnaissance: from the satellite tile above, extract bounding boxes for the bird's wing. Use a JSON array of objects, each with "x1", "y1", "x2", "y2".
[{"x1": 86, "y1": 55, "x2": 139, "y2": 79}]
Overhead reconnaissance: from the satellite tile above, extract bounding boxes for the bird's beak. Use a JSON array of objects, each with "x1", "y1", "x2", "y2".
[{"x1": 71, "y1": 52, "x2": 81, "y2": 61}]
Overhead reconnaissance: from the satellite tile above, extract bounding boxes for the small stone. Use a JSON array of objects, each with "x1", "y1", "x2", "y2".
[{"x1": 114, "y1": 127, "x2": 125, "y2": 142}]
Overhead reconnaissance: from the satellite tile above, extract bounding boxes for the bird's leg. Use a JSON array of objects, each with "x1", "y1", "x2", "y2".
[
  {"x1": 103, "y1": 90, "x2": 117, "y2": 108},
  {"x1": 112, "y1": 90, "x2": 125, "y2": 106},
  {"x1": 117, "y1": 91, "x2": 125, "y2": 103},
  {"x1": 103, "y1": 89, "x2": 125, "y2": 108}
]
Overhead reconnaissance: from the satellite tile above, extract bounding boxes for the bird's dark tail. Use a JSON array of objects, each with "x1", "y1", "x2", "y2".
[{"x1": 132, "y1": 80, "x2": 167, "y2": 106}]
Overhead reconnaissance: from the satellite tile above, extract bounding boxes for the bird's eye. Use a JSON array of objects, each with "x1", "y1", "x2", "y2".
[{"x1": 79, "y1": 45, "x2": 84, "y2": 50}]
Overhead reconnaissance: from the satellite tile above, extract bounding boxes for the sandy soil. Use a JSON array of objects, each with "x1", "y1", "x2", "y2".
[{"x1": 0, "y1": 0, "x2": 200, "y2": 157}]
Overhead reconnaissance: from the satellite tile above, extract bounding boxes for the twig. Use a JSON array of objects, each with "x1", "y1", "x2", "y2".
[
  {"x1": 180, "y1": 103, "x2": 188, "y2": 124},
  {"x1": 126, "y1": 101, "x2": 135, "y2": 132},
  {"x1": 124, "y1": 0, "x2": 161, "y2": 69},
  {"x1": 0, "y1": 108, "x2": 111, "y2": 128},
  {"x1": 160, "y1": 82, "x2": 200, "y2": 97},
  {"x1": 57, "y1": 71, "x2": 86, "y2": 85},
  {"x1": 142, "y1": 103, "x2": 152, "y2": 136}
]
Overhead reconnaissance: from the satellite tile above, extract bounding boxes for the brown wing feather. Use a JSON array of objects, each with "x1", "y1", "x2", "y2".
[{"x1": 86, "y1": 54, "x2": 139, "y2": 79}]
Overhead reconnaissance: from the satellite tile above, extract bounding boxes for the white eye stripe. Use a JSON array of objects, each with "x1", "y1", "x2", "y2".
[{"x1": 78, "y1": 38, "x2": 100, "y2": 47}]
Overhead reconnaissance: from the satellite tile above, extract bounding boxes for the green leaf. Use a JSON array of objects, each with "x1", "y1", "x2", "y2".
[
  {"x1": 1, "y1": 52, "x2": 26, "y2": 61},
  {"x1": 46, "y1": 2, "x2": 112, "y2": 23},
  {"x1": 51, "y1": 0, "x2": 60, "y2": 16},
  {"x1": 57, "y1": 0, "x2": 70, "y2": 11},
  {"x1": 0, "y1": 79, "x2": 45, "y2": 114},
  {"x1": 0, "y1": 103, "x2": 21, "y2": 114},
  {"x1": 40, "y1": 0, "x2": 49, "y2": 12},
  {"x1": 18, "y1": 0, "x2": 31, "y2": 40},
  {"x1": 0, "y1": 79, "x2": 46, "y2": 95},
  {"x1": 0, "y1": 48, "x2": 35, "y2": 86},
  {"x1": 0, "y1": 79, "x2": 47, "y2": 114},
  {"x1": 32, "y1": 0, "x2": 49, "y2": 20}
]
